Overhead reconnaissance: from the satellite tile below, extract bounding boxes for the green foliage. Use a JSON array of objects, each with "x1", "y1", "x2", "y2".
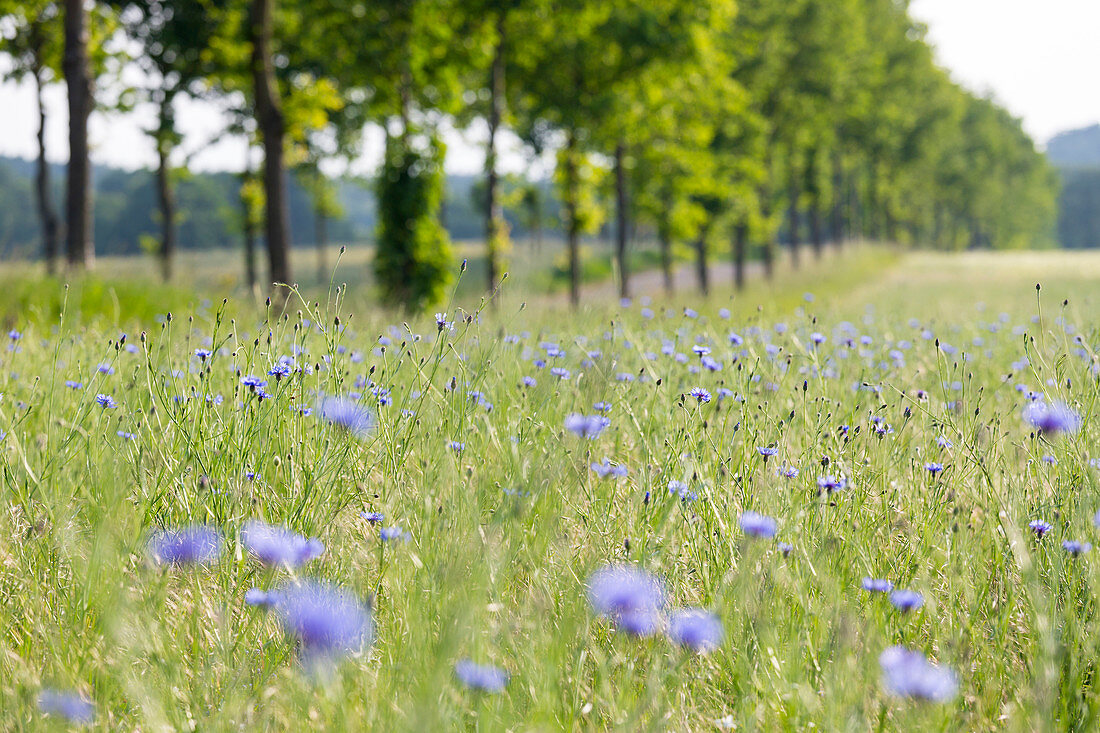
[
  {"x1": 373, "y1": 134, "x2": 455, "y2": 310},
  {"x1": 1058, "y1": 168, "x2": 1100, "y2": 249}
]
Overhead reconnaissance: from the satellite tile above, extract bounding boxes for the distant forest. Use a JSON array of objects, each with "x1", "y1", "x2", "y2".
[
  {"x1": 1049, "y1": 125, "x2": 1100, "y2": 249},
  {"x1": 0, "y1": 156, "x2": 557, "y2": 259}
]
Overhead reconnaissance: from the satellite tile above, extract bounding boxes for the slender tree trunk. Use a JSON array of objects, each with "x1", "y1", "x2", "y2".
[
  {"x1": 250, "y1": 0, "x2": 292, "y2": 296},
  {"x1": 315, "y1": 205, "x2": 327, "y2": 280},
  {"x1": 63, "y1": 0, "x2": 93, "y2": 269},
  {"x1": 564, "y1": 130, "x2": 580, "y2": 308},
  {"x1": 614, "y1": 139, "x2": 629, "y2": 300},
  {"x1": 155, "y1": 108, "x2": 177, "y2": 282},
  {"x1": 694, "y1": 229, "x2": 709, "y2": 296},
  {"x1": 242, "y1": 155, "x2": 258, "y2": 292},
  {"x1": 733, "y1": 221, "x2": 747, "y2": 290},
  {"x1": 786, "y1": 174, "x2": 800, "y2": 268},
  {"x1": 831, "y1": 150, "x2": 844, "y2": 246},
  {"x1": 33, "y1": 65, "x2": 60, "y2": 275},
  {"x1": 484, "y1": 13, "x2": 506, "y2": 298}
]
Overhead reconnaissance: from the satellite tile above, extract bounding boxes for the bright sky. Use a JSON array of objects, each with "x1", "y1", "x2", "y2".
[{"x1": 0, "y1": 1, "x2": 1098, "y2": 173}]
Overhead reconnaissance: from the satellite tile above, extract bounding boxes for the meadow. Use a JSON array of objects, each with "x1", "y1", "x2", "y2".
[{"x1": 4, "y1": 248, "x2": 1100, "y2": 730}]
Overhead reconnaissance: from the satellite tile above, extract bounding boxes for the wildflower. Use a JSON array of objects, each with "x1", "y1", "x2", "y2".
[
  {"x1": 267, "y1": 579, "x2": 372, "y2": 655},
  {"x1": 586, "y1": 564, "x2": 665, "y2": 636},
  {"x1": 241, "y1": 375, "x2": 267, "y2": 390},
  {"x1": 879, "y1": 646, "x2": 958, "y2": 702},
  {"x1": 117, "y1": 430, "x2": 137, "y2": 440},
  {"x1": 241, "y1": 520, "x2": 324, "y2": 568},
  {"x1": 817, "y1": 475, "x2": 847, "y2": 493},
  {"x1": 94, "y1": 394, "x2": 117, "y2": 409},
  {"x1": 1063, "y1": 540, "x2": 1091, "y2": 556},
  {"x1": 454, "y1": 659, "x2": 509, "y2": 692},
  {"x1": 728, "y1": 332, "x2": 743, "y2": 346},
  {"x1": 7, "y1": 329, "x2": 20, "y2": 341},
  {"x1": 777, "y1": 541, "x2": 793, "y2": 557},
  {"x1": 1028, "y1": 519, "x2": 1052, "y2": 538},
  {"x1": 316, "y1": 395, "x2": 376, "y2": 439},
  {"x1": 267, "y1": 363, "x2": 293, "y2": 379},
  {"x1": 447, "y1": 440, "x2": 465, "y2": 452},
  {"x1": 65, "y1": 380, "x2": 83, "y2": 389},
  {"x1": 1024, "y1": 400, "x2": 1080, "y2": 434},
  {"x1": 667, "y1": 480, "x2": 697, "y2": 502},
  {"x1": 590, "y1": 459, "x2": 628, "y2": 479},
  {"x1": 757, "y1": 446, "x2": 778, "y2": 460},
  {"x1": 668, "y1": 609, "x2": 724, "y2": 652},
  {"x1": 778, "y1": 465, "x2": 799, "y2": 479},
  {"x1": 564, "y1": 413, "x2": 611, "y2": 439},
  {"x1": 96, "y1": 363, "x2": 114, "y2": 375},
  {"x1": 380, "y1": 526, "x2": 411, "y2": 542},
  {"x1": 550, "y1": 367, "x2": 571, "y2": 379},
  {"x1": 360, "y1": 511, "x2": 384, "y2": 525},
  {"x1": 37, "y1": 689, "x2": 95, "y2": 724},
  {"x1": 245, "y1": 588, "x2": 280, "y2": 607},
  {"x1": 861, "y1": 577, "x2": 894, "y2": 593},
  {"x1": 435, "y1": 312, "x2": 455, "y2": 332},
  {"x1": 924, "y1": 462, "x2": 944, "y2": 474},
  {"x1": 593, "y1": 400, "x2": 612, "y2": 413},
  {"x1": 935, "y1": 435, "x2": 952, "y2": 449},
  {"x1": 889, "y1": 589, "x2": 924, "y2": 612},
  {"x1": 1094, "y1": 510, "x2": 1100, "y2": 529},
  {"x1": 147, "y1": 525, "x2": 222, "y2": 566},
  {"x1": 740, "y1": 511, "x2": 777, "y2": 539},
  {"x1": 689, "y1": 387, "x2": 711, "y2": 403},
  {"x1": 194, "y1": 348, "x2": 212, "y2": 360}
]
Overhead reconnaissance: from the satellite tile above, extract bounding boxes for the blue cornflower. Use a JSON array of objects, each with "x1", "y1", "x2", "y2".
[
  {"x1": 935, "y1": 435, "x2": 952, "y2": 449},
  {"x1": 692, "y1": 345, "x2": 711, "y2": 357},
  {"x1": 268, "y1": 363, "x2": 293, "y2": 379},
  {"x1": 96, "y1": 363, "x2": 114, "y2": 375},
  {"x1": 728, "y1": 332, "x2": 744, "y2": 346},
  {"x1": 1029, "y1": 519, "x2": 1052, "y2": 538},
  {"x1": 879, "y1": 646, "x2": 958, "y2": 702},
  {"x1": 564, "y1": 413, "x2": 610, "y2": 439},
  {"x1": 117, "y1": 430, "x2": 137, "y2": 440},
  {"x1": 550, "y1": 367, "x2": 571, "y2": 379},
  {"x1": 435, "y1": 312, "x2": 455, "y2": 332},
  {"x1": 94, "y1": 394, "x2": 117, "y2": 409},
  {"x1": 194, "y1": 348, "x2": 212, "y2": 360},
  {"x1": 147, "y1": 525, "x2": 222, "y2": 566},
  {"x1": 454, "y1": 659, "x2": 509, "y2": 692},
  {"x1": 245, "y1": 588, "x2": 279, "y2": 607},
  {"x1": 590, "y1": 459, "x2": 628, "y2": 479},
  {"x1": 380, "y1": 526, "x2": 411, "y2": 542},
  {"x1": 7, "y1": 329, "x2": 20, "y2": 341},
  {"x1": 757, "y1": 446, "x2": 778, "y2": 459},
  {"x1": 1024, "y1": 400, "x2": 1081, "y2": 434},
  {"x1": 689, "y1": 387, "x2": 711, "y2": 403},
  {"x1": 861, "y1": 577, "x2": 894, "y2": 593},
  {"x1": 889, "y1": 589, "x2": 924, "y2": 612},
  {"x1": 924, "y1": 462, "x2": 944, "y2": 474},
  {"x1": 37, "y1": 689, "x2": 95, "y2": 724},
  {"x1": 667, "y1": 609, "x2": 724, "y2": 653},
  {"x1": 1063, "y1": 540, "x2": 1092, "y2": 556},
  {"x1": 740, "y1": 511, "x2": 777, "y2": 539},
  {"x1": 316, "y1": 395, "x2": 376, "y2": 439},
  {"x1": 1094, "y1": 510, "x2": 1100, "y2": 529},
  {"x1": 810, "y1": 332, "x2": 826, "y2": 345},
  {"x1": 360, "y1": 511, "x2": 384, "y2": 525},
  {"x1": 778, "y1": 465, "x2": 799, "y2": 479},
  {"x1": 521, "y1": 376, "x2": 537, "y2": 387},
  {"x1": 593, "y1": 401, "x2": 612, "y2": 413},
  {"x1": 817, "y1": 475, "x2": 847, "y2": 492},
  {"x1": 668, "y1": 480, "x2": 697, "y2": 502},
  {"x1": 241, "y1": 375, "x2": 267, "y2": 390},
  {"x1": 266, "y1": 579, "x2": 372, "y2": 655},
  {"x1": 65, "y1": 380, "x2": 83, "y2": 389},
  {"x1": 586, "y1": 564, "x2": 665, "y2": 636},
  {"x1": 241, "y1": 520, "x2": 324, "y2": 568},
  {"x1": 448, "y1": 440, "x2": 465, "y2": 452},
  {"x1": 778, "y1": 541, "x2": 793, "y2": 556}
]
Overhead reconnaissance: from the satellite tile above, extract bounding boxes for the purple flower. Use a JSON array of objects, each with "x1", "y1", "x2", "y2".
[
  {"x1": 241, "y1": 520, "x2": 324, "y2": 568},
  {"x1": 241, "y1": 374, "x2": 267, "y2": 389},
  {"x1": 1063, "y1": 539, "x2": 1092, "y2": 556},
  {"x1": 316, "y1": 395, "x2": 376, "y2": 439},
  {"x1": 590, "y1": 459, "x2": 628, "y2": 480},
  {"x1": 740, "y1": 511, "x2": 777, "y2": 539},
  {"x1": 454, "y1": 659, "x2": 509, "y2": 692},
  {"x1": 268, "y1": 363, "x2": 293, "y2": 379},
  {"x1": 586, "y1": 564, "x2": 665, "y2": 636},
  {"x1": 817, "y1": 475, "x2": 847, "y2": 492},
  {"x1": 38, "y1": 689, "x2": 95, "y2": 724},
  {"x1": 593, "y1": 401, "x2": 612, "y2": 413},
  {"x1": 380, "y1": 526, "x2": 411, "y2": 542},
  {"x1": 268, "y1": 579, "x2": 372, "y2": 654},
  {"x1": 360, "y1": 511, "x2": 384, "y2": 525},
  {"x1": 668, "y1": 609, "x2": 724, "y2": 653},
  {"x1": 924, "y1": 462, "x2": 944, "y2": 474},
  {"x1": 195, "y1": 348, "x2": 212, "y2": 360},
  {"x1": 564, "y1": 413, "x2": 611, "y2": 439},
  {"x1": 447, "y1": 440, "x2": 465, "y2": 452},
  {"x1": 245, "y1": 588, "x2": 279, "y2": 607},
  {"x1": 777, "y1": 541, "x2": 793, "y2": 556},
  {"x1": 889, "y1": 589, "x2": 924, "y2": 612},
  {"x1": 147, "y1": 525, "x2": 222, "y2": 566},
  {"x1": 861, "y1": 577, "x2": 894, "y2": 593},
  {"x1": 94, "y1": 394, "x2": 117, "y2": 409},
  {"x1": 667, "y1": 480, "x2": 697, "y2": 502},
  {"x1": 688, "y1": 387, "x2": 711, "y2": 403},
  {"x1": 935, "y1": 435, "x2": 952, "y2": 449},
  {"x1": 1024, "y1": 400, "x2": 1081, "y2": 434},
  {"x1": 1028, "y1": 519, "x2": 1052, "y2": 538},
  {"x1": 879, "y1": 646, "x2": 958, "y2": 702},
  {"x1": 65, "y1": 380, "x2": 83, "y2": 389},
  {"x1": 550, "y1": 367, "x2": 571, "y2": 380},
  {"x1": 757, "y1": 446, "x2": 778, "y2": 459},
  {"x1": 778, "y1": 465, "x2": 799, "y2": 479}
]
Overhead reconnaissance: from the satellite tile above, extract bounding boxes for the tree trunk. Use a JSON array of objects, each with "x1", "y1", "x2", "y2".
[
  {"x1": 810, "y1": 203, "x2": 823, "y2": 259},
  {"x1": 786, "y1": 174, "x2": 800, "y2": 268},
  {"x1": 484, "y1": 13, "x2": 506, "y2": 298},
  {"x1": 250, "y1": 0, "x2": 292, "y2": 297},
  {"x1": 694, "y1": 230, "x2": 709, "y2": 296},
  {"x1": 242, "y1": 154, "x2": 258, "y2": 292},
  {"x1": 315, "y1": 205, "x2": 327, "y2": 281},
  {"x1": 831, "y1": 150, "x2": 844, "y2": 246},
  {"x1": 63, "y1": 0, "x2": 94, "y2": 269},
  {"x1": 614, "y1": 139, "x2": 629, "y2": 300},
  {"x1": 33, "y1": 65, "x2": 60, "y2": 275},
  {"x1": 564, "y1": 130, "x2": 580, "y2": 308},
  {"x1": 155, "y1": 131, "x2": 176, "y2": 282},
  {"x1": 733, "y1": 221, "x2": 747, "y2": 290}
]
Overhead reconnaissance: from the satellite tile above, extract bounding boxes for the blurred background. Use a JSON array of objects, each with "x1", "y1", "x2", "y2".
[{"x1": 0, "y1": 0, "x2": 1097, "y2": 310}]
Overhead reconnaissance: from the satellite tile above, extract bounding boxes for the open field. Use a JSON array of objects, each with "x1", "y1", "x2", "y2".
[{"x1": 4, "y1": 249, "x2": 1100, "y2": 729}]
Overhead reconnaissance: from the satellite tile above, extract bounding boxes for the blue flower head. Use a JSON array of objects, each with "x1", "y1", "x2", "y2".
[
  {"x1": 241, "y1": 520, "x2": 324, "y2": 568},
  {"x1": 316, "y1": 395, "x2": 376, "y2": 439},
  {"x1": 586, "y1": 564, "x2": 665, "y2": 636},
  {"x1": 740, "y1": 511, "x2": 777, "y2": 539},
  {"x1": 879, "y1": 646, "x2": 957, "y2": 702},
  {"x1": 889, "y1": 589, "x2": 924, "y2": 612},
  {"x1": 564, "y1": 413, "x2": 610, "y2": 439},
  {"x1": 454, "y1": 659, "x2": 509, "y2": 692},
  {"x1": 1024, "y1": 400, "x2": 1080, "y2": 434},
  {"x1": 1029, "y1": 519, "x2": 1052, "y2": 538},
  {"x1": 668, "y1": 609, "x2": 724, "y2": 653},
  {"x1": 38, "y1": 689, "x2": 95, "y2": 724},
  {"x1": 861, "y1": 577, "x2": 894, "y2": 593},
  {"x1": 267, "y1": 579, "x2": 372, "y2": 655},
  {"x1": 147, "y1": 525, "x2": 222, "y2": 566}
]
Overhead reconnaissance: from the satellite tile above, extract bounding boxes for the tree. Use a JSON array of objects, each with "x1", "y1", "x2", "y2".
[{"x1": 63, "y1": 0, "x2": 95, "y2": 268}]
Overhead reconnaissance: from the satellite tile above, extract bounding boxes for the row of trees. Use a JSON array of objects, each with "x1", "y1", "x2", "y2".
[{"x1": 1, "y1": 0, "x2": 1058, "y2": 308}]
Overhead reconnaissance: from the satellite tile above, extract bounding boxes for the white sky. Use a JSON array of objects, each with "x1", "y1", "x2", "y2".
[{"x1": 1, "y1": 1, "x2": 1098, "y2": 174}]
